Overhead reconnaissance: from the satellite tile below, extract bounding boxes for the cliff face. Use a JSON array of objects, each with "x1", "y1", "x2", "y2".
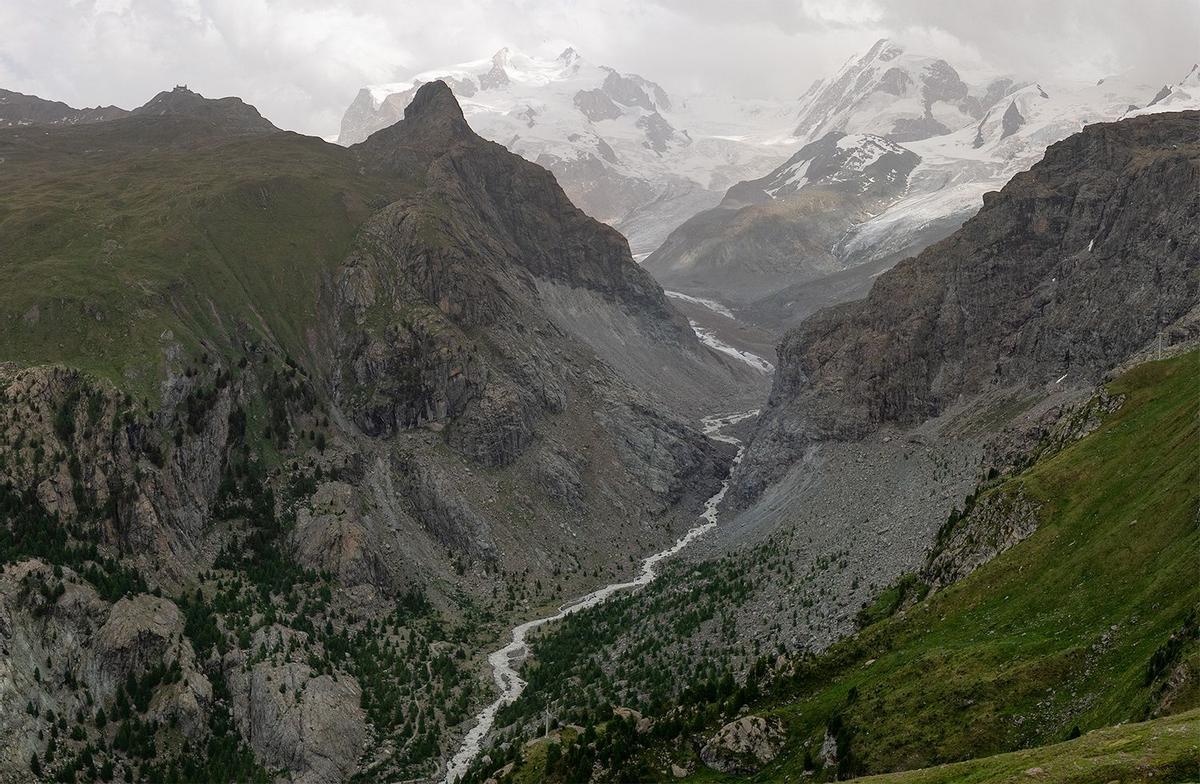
[
  {"x1": 334, "y1": 81, "x2": 760, "y2": 437},
  {"x1": 350, "y1": 81, "x2": 696, "y2": 337},
  {"x1": 735, "y1": 111, "x2": 1200, "y2": 504}
]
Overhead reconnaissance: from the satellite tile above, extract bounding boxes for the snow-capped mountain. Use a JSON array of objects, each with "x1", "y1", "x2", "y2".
[
  {"x1": 644, "y1": 39, "x2": 1196, "y2": 334},
  {"x1": 792, "y1": 38, "x2": 1012, "y2": 143},
  {"x1": 746, "y1": 132, "x2": 919, "y2": 202},
  {"x1": 839, "y1": 67, "x2": 1186, "y2": 267},
  {"x1": 338, "y1": 47, "x2": 797, "y2": 255},
  {"x1": 644, "y1": 131, "x2": 921, "y2": 303},
  {"x1": 1125, "y1": 63, "x2": 1200, "y2": 118}
]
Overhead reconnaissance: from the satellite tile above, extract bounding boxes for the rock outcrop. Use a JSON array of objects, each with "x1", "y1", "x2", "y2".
[
  {"x1": 0, "y1": 561, "x2": 212, "y2": 780},
  {"x1": 226, "y1": 653, "x2": 366, "y2": 784},
  {"x1": 922, "y1": 487, "x2": 1041, "y2": 590},
  {"x1": 699, "y1": 715, "x2": 785, "y2": 774}
]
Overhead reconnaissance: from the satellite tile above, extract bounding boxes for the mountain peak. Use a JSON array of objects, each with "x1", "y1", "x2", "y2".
[
  {"x1": 863, "y1": 37, "x2": 903, "y2": 63},
  {"x1": 404, "y1": 80, "x2": 467, "y2": 127},
  {"x1": 352, "y1": 79, "x2": 473, "y2": 165}
]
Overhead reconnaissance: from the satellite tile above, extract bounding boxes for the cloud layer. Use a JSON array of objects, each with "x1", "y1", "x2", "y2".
[{"x1": 2, "y1": 0, "x2": 1196, "y2": 136}]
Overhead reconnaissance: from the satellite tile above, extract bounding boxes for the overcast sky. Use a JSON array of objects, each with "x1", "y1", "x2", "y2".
[{"x1": 3, "y1": 0, "x2": 1197, "y2": 137}]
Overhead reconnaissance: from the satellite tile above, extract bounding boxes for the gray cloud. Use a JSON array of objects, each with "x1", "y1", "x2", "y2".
[{"x1": 2, "y1": 0, "x2": 1195, "y2": 137}]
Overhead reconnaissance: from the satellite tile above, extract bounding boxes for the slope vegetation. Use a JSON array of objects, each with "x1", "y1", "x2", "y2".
[{"x1": 461, "y1": 349, "x2": 1200, "y2": 782}]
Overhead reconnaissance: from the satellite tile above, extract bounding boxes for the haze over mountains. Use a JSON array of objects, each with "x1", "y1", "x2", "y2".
[
  {"x1": 342, "y1": 39, "x2": 1200, "y2": 338},
  {"x1": 339, "y1": 46, "x2": 799, "y2": 256},
  {"x1": 645, "y1": 40, "x2": 1200, "y2": 330}
]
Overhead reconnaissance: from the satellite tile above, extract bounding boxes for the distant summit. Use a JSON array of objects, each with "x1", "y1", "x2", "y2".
[
  {"x1": 131, "y1": 86, "x2": 278, "y2": 134},
  {"x1": 792, "y1": 37, "x2": 1006, "y2": 143}
]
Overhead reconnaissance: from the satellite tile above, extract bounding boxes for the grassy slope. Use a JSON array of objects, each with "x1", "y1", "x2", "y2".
[
  {"x1": 855, "y1": 709, "x2": 1199, "y2": 784},
  {"x1": 728, "y1": 350, "x2": 1200, "y2": 778},
  {"x1": 469, "y1": 354, "x2": 1199, "y2": 784},
  {"x1": 0, "y1": 120, "x2": 402, "y2": 397}
]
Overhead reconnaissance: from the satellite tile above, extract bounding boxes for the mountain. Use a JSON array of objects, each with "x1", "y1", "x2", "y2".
[
  {"x1": 791, "y1": 37, "x2": 1007, "y2": 143},
  {"x1": 643, "y1": 40, "x2": 1185, "y2": 334},
  {"x1": 0, "y1": 81, "x2": 756, "y2": 782},
  {"x1": 337, "y1": 47, "x2": 797, "y2": 255},
  {"x1": 0, "y1": 88, "x2": 128, "y2": 128},
  {"x1": 129, "y1": 85, "x2": 279, "y2": 134},
  {"x1": 644, "y1": 131, "x2": 920, "y2": 302},
  {"x1": 454, "y1": 110, "x2": 1200, "y2": 784},
  {"x1": 734, "y1": 109, "x2": 1198, "y2": 533}
]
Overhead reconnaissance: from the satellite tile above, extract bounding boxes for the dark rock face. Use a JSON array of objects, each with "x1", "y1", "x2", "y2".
[
  {"x1": 735, "y1": 111, "x2": 1200, "y2": 504},
  {"x1": 335, "y1": 79, "x2": 732, "y2": 514},
  {"x1": 1000, "y1": 100, "x2": 1025, "y2": 139},
  {"x1": 601, "y1": 69, "x2": 669, "y2": 112},
  {"x1": 878, "y1": 67, "x2": 913, "y2": 96},
  {"x1": 0, "y1": 365, "x2": 238, "y2": 581},
  {"x1": 637, "y1": 111, "x2": 678, "y2": 153},
  {"x1": 889, "y1": 114, "x2": 950, "y2": 142},
  {"x1": 920, "y1": 59, "x2": 969, "y2": 106},
  {"x1": 0, "y1": 88, "x2": 127, "y2": 128},
  {"x1": 574, "y1": 88, "x2": 623, "y2": 121}
]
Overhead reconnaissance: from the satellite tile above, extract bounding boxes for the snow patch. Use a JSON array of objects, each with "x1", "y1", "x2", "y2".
[
  {"x1": 690, "y1": 320, "x2": 774, "y2": 373},
  {"x1": 665, "y1": 290, "x2": 735, "y2": 319}
]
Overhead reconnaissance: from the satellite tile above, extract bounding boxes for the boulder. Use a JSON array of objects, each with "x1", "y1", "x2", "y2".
[{"x1": 699, "y1": 715, "x2": 785, "y2": 774}]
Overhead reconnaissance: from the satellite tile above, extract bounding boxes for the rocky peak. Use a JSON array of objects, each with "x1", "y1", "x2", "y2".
[
  {"x1": 404, "y1": 79, "x2": 468, "y2": 128},
  {"x1": 733, "y1": 131, "x2": 918, "y2": 203},
  {"x1": 352, "y1": 80, "x2": 473, "y2": 168},
  {"x1": 862, "y1": 38, "x2": 904, "y2": 64},
  {"x1": 793, "y1": 38, "x2": 980, "y2": 143}
]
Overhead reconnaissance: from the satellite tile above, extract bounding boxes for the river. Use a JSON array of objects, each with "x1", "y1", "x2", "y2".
[{"x1": 441, "y1": 408, "x2": 761, "y2": 783}]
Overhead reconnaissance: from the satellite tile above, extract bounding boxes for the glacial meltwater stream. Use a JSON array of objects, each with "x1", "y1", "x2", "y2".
[{"x1": 441, "y1": 409, "x2": 761, "y2": 782}]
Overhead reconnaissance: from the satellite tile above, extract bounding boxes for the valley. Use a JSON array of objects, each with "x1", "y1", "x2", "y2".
[
  {"x1": 444, "y1": 409, "x2": 759, "y2": 783},
  {"x1": 0, "y1": 21, "x2": 1197, "y2": 784}
]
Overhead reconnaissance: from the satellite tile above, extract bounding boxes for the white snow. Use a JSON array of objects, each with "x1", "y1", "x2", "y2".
[
  {"x1": 664, "y1": 290, "x2": 735, "y2": 319},
  {"x1": 689, "y1": 320, "x2": 774, "y2": 373}
]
